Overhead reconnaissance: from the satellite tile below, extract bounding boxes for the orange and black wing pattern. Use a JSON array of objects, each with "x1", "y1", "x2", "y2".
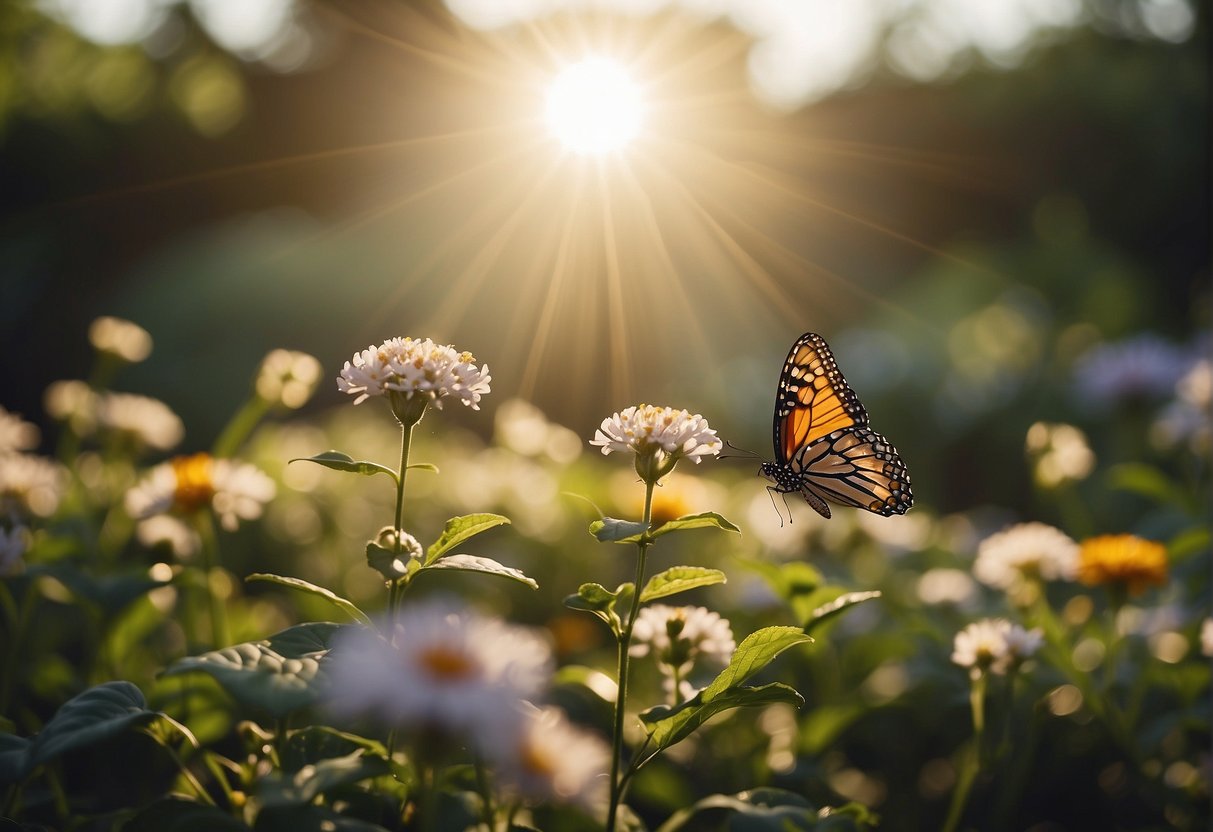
[
  {"x1": 767, "y1": 332, "x2": 913, "y2": 519},
  {"x1": 771, "y1": 332, "x2": 868, "y2": 465}
]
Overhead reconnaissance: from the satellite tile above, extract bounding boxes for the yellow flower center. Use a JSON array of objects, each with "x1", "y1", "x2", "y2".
[
  {"x1": 171, "y1": 453, "x2": 216, "y2": 513},
  {"x1": 519, "y1": 738, "x2": 557, "y2": 778},
  {"x1": 418, "y1": 646, "x2": 476, "y2": 680}
]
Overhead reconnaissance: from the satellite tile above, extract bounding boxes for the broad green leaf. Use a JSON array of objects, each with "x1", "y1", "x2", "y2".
[
  {"x1": 563, "y1": 582, "x2": 628, "y2": 633},
  {"x1": 164, "y1": 624, "x2": 341, "y2": 717},
  {"x1": 640, "y1": 567, "x2": 726, "y2": 603},
  {"x1": 702, "y1": 626, "x2": 813, "y2": 702},
  {"x1": 26, "y1": 682, "x2": 159, "y2": 772},
  {"x1": 0, "y1": 734, "x2": 31, "y2": 784},
  {"x1": 589, "y1": 517, "x2": 649, "y2": 543},
  {"x1": 804, "y1": 591, "x2": 881, "y2": 635},
  {"x1": 425, "y1": 513, "x2": 511, "y2": 564},
  {"x1": 649, "y1": 512, "x2": 741, "y2": 540},
  {"x1": 640, "y1": 683, "x2": 803, "y2": 755},
  {"x1": 740, "y1": 558, "x2": 825, "y2": 599},
  {"x1": 654, "y1": 788, "x2": 876, "y2": 832},
  {"x1": 247, "y1": 574, "x2": 372, "y2": 626},
  {"x1": 421, "y1": 554, "x2": 538, "y2": 589},
  {"x1": 289, "y1": 451, "x2": 397, "y2": 482},
  {"x1": 258, "y1": 750, "x2": 391, "y2": 807},
  {"x1": 125, "y1": 797, "x2": 251, "y2": 831},
  {"x1": 576, "y1": 582, "x2": 617, "y2": 609}
]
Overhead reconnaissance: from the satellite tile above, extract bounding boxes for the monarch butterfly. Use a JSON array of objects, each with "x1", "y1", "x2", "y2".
[{"x1": 760, "y1": 332, "x2": 913, "y2": 519}]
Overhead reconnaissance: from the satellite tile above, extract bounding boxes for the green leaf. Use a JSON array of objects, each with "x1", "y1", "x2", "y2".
[
  {"x1": 589, "y1": 517, "x2": 650, "y2": 543},
  {"x1": 640, "y1": 683, "x2": 803, "y2": 755},
  {"x1": 654, "y1": 788, "x2": 875, "y2": 832},
  {"x1": 425, "y1": 513, "x2": 511, "y2": 564},
  {"x1": 163, "y1": 624, "x2": 341, "y2": 717},
  {"x1": 406, "y1": 462, "x2": 439, "y2": 474},
  {"x1": 247, "y1": 574, "x2": 372, "y2": 626},
  {"x1": 280, "y1": 726, "x2": 386, "y2": 773},
  {"x1": 125, "y1": 797, "x2": 252, "y2": 831},
  {"x1": 0, "y1": 734, "x2": 31, "y2": 784},
  {"x1": 1106, "y1": 463, "x2": 1187, "y2": 507},
  {"x1": 640, "y1": 567, "x2": 726, "y2": 603},
  {"x1": 701, "y1": 626, "x2": 813, "y2": 702},
  {"x1": 289, "y1": 451, "x2": 397, "y2": 482},
  {"x1": 804, "y1": 591, "x2": 881, "y2": 635},
  {"x1": 421, "y1": 555, "x2": 538, "y2": 589},
  {"x1": 258, "y1": 750, "x2": 391, "y2": 808},
  {"x1": 24, "y1": 682, "x2": 159, "y2": 773},
  {"x1": 649, "y1": 512, "x2": 741, "y2": 540},
  {"x1": 562, "y1": 582, "x2": 628, "y2": 633}
]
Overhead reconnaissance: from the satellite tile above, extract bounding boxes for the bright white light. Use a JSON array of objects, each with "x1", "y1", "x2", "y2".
[{"x1": 545, "y1": 58, "x2": 643, "y2": 155}]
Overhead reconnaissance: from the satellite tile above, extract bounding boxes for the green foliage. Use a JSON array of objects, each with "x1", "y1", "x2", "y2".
[
  {"x1": 656, "y1": 788, "x2": 876, "y2": 831},
  {"x1": 246, "y1": 574, "x2": 372, "y2": 626},
  {"x1": 290, "y1": 451, "x2": 399, "y2": 483},
  {"x1": 163, "y1": 623, "x2": 341, "y2": 718},
  {"x1": 640, "y1": 567, "x2": 727, "y2": 603},
  {"x1": 424, "y1": 513, "x2": 511, "y2": 564}
]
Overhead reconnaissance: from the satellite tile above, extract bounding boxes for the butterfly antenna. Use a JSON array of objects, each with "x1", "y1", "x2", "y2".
[{"x1": 719, "y1": 440, "x2": 762, "y2": 461}]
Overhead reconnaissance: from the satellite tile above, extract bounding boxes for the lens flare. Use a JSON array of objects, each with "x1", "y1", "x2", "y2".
[{"x1": 545, "y1": 58, "x2": 643, "y2": 155}]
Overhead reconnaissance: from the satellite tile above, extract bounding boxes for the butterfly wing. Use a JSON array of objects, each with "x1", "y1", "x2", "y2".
[
  {"x1": 794, "y1": 427, "x2": 913, "y2": 517},
  {"x1": 772, "y1": 333, "x2": 868, "y2": 465},
  {"x1": 770, "y1": 332, "x2": 913, "y2": 518}
]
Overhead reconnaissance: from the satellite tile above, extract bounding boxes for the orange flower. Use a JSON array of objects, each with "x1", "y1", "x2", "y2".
[{"x1": 1077, "y1": 534, "x2": 1168, "y2": 595}]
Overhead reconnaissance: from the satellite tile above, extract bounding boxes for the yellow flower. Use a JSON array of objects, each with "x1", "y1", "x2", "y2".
[{"x1": 1077, "y1": 534, "x2": 1168, "y2": 595}]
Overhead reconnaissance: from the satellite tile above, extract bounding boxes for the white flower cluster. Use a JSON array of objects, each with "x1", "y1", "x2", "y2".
[
  {"x1": 974, "y1": 522, "x2": 1078, "y2": 593},
  {"x1": 590, "y1": 405, "x2": 721, "y2": 462},
  {"x1": 256, "y1": 349, "x2": 323, "y2": 409},
  {"x1": 630, "y1": 604, "x2": 735, "y2": 700},
  {"x1": 327, "y1": 598, "x2": 608, "y2": 809},
  {"x1": 952, "y1": 618, "x2": 1043, "y2": 678},
  {"x1": 1025, "y1": 422, "x2": 1095, "y2": 487},
  {"x1": 0, "y1": 453, "x2": 68, "y2": 519},
  {"x1": 96, "y1": 393, "x2": 185, "y2": 451},
  {"x1": 88, "y1": 316, "x2": 152, "y2": 363},
  {"x1": 336, "y1": 337, "x2": 491, "y2": 410},
  {"x1": 0, "y1": 407, "x2": 39, "y2": 453},
  {"x1": 125, "y1": 454, "x2": 276, "y2": 532}
]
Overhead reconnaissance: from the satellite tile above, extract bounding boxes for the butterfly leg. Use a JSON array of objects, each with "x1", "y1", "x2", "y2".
[{"x1": 766, "y1": 486, "x2": 788, "y2": 528}]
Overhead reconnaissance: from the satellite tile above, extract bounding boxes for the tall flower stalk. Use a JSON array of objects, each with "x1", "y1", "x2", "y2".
[{"x1": 588, "y1": 404, "x2": 723, "y2": 830}]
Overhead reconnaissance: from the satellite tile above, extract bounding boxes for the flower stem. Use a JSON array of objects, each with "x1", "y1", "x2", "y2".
[
  {"x1": 942, "y1": 673, "x2": 986, "y2": 832},
  {"x1": 212, "y1": 396, "x2": 272, "y2": 459},
  {"x1": 197, "y1": 514, "x2": 229, "y2": 648},
  {"x1": 606, "y1": 479, "x2": 655, "y2": 832},
  {"x1": 394, "y1": 423, "x2": 414, "y2": 549}
]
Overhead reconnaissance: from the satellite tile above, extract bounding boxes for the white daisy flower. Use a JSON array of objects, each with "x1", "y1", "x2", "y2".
[
  {"x1": 974, "y1": 522, "x2": 1078, "y2": 597},
  {"x1": 487, "y1": 705, "x2": 609, "y2": 811},
  {"x1": 96, "y1": 393, "x2": 185, "y2": 452},
  {"x1": 951, "y1": 618, "x2": 1042, "y2": 678},
  {"x1": 0, "y1": 525, "x2": 30, "y2": 575},
  {"x1": 256, "y1": 349, "x2": 323, "y2": 409},
  {"x1": 0, "y1": 454, "x2": 68, "y2": 519},
  {"x1": 336, "y1": 337, "x2": 491, "y2": 415},
  {"x1": 916, "y1": 568, "x2": 978, "y2": 607},
  {"x1": 125, "y1": 453, "x2": 276, "y2": 532},
  {"x1": 325, "y1": 598, "x2": 552, "y2": 737},
  {"x1": 0, "y1": 408, "x2": 39, "y2": 453},
  {"x1": 88, "y1": 316, "x2": 152, "y2": 363}
]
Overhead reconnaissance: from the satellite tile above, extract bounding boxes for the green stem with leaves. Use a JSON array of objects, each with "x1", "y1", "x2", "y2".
[{"x1": 606, "y1": 478, "x2": 655, "y2": 832}]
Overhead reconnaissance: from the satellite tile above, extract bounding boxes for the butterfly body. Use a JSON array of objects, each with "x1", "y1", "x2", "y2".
[{"x1": 761, "y1": 332, "x2": 913, "y2": 519}]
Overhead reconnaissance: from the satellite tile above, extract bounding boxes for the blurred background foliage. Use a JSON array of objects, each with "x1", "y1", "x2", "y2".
[{"x1": 0, "y1": 2, "x2": 1209, "y2": 828}]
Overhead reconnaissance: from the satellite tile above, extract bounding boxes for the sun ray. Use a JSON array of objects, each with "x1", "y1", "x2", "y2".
[{"x1": 597, "y1": 163, "x2": 632, "y2": 406}]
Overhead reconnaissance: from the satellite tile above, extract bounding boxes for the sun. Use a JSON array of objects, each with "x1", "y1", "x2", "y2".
[{"x1": 545, "y1": 58, "x2": 643, "y2": 155}]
